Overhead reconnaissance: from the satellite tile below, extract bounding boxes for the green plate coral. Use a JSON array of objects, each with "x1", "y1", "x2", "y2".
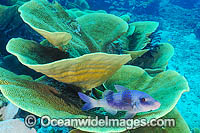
[{"x1": 0, "y1": 0, "x2": 190, "y2": 132}]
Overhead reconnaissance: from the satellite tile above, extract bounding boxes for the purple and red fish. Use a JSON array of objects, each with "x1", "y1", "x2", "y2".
[{"x1": 78, "y1": 85, "x2": 161, "y2": 119}]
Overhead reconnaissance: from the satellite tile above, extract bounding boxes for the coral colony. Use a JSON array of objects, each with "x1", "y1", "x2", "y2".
[{"x1": 1, "y1": 0, "x2": 197, "y2": 132}]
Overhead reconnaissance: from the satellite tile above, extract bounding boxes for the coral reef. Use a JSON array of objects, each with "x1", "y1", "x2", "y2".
[
  {"x1": 192, "y1": 128, "x2": 200, "y2": 133},
  {"x1": 66, "y1": 8, "x2": 107, "y2": 19},
  {"x1": 0, "y1": 55, "x2": 42, "y2": 79},
  {"x1": 0, "y1": 0, "x2": 191, "y2": 132},
  {"x1": 7, "y1": 39, "x2": 131, "y2": 90},
  {"x1": 0, "y1": 4, "x2": 23, "y2": 55},
  {"x1": 0, "y1": 3, "x2": 42, "y2": 56},
  {"x1": 0, "y1": 0, "x2": 29, "y2": 6},
  {"x1": 76, "y1": 13, "x2": 129, "y2": 51},
  {"x1": 105, "y1": 65, "x2": 189, "y2": 121}
]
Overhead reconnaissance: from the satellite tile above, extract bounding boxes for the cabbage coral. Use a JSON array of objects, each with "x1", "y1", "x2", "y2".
[{"x1": 0, "y1": 0, "x2": 190, "y2": 132}]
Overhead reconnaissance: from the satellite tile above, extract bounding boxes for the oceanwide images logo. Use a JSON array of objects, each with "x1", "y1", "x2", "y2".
[{"x1": 24, "y1": 115, "x2": 176, "y2": 129}]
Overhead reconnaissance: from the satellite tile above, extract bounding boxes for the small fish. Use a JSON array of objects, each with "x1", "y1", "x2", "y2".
[{"x1": 78, "y1": 85, "x2": 161, "y2": 119}]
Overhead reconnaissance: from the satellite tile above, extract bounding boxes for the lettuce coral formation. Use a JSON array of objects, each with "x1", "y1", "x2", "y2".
[{"x1": 0, "y1": 0, "x2": 190, "y2": 132}]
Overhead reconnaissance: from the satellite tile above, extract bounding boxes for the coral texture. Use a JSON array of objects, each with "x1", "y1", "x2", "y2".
[{"x1": 0, "y1": 0, "x2": 190, "y2": 132}]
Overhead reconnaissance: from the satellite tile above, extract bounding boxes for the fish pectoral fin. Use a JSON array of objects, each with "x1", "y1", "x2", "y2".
[
  {"x1": 124, "y1": 112, "x2": 136, "y2": 119},
  {"x1": 103, "y1": 107, "x2": 117, "y2": 115}
]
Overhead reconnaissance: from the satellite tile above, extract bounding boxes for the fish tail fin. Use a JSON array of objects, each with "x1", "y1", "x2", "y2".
[{"x1": 78, "y1": 92, "x2": 98, "y2": 111}]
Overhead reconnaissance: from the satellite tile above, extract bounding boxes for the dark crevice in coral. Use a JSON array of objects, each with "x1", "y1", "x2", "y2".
[
  {"x1": 38, "y1": 76, "x2": 127, "y2": 119},
  {"x1": 38, "y1": 76, "x2": 83, "y2": 109},
  {"x1": 0, "y1": 55, "x2": 42, "y2": 79},
  {"x1": 14, "y1": 108, "x2": 38, "y2": 120},
  {"x1": 105, "y1": 41, "x2": 124, "y2": 55},
  {"x1": 146, "y1": 31, "x2": 162, "y2": 48},
  {"x1": 127, "y1": 32, "x2": 140, "y2": 50},
  {"x1": 0, "y1": 4, "x2": 44, "y2": 56},
  {"x1": 35, "y1": 46, "x2": 70, "y2": 64},
  {"x1": 127, "y1": 44, "x2": 161, "y2": 69}
]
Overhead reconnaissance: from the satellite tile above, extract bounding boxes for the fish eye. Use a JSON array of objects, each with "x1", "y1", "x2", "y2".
[{"x1": 141, "y1": 98, "x2": 146, "y2": 102}]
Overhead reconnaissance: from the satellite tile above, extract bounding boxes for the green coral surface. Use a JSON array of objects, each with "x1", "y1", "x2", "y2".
[{"x1": 0, "y1": 0, "x2": 190, "y2": 132}]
